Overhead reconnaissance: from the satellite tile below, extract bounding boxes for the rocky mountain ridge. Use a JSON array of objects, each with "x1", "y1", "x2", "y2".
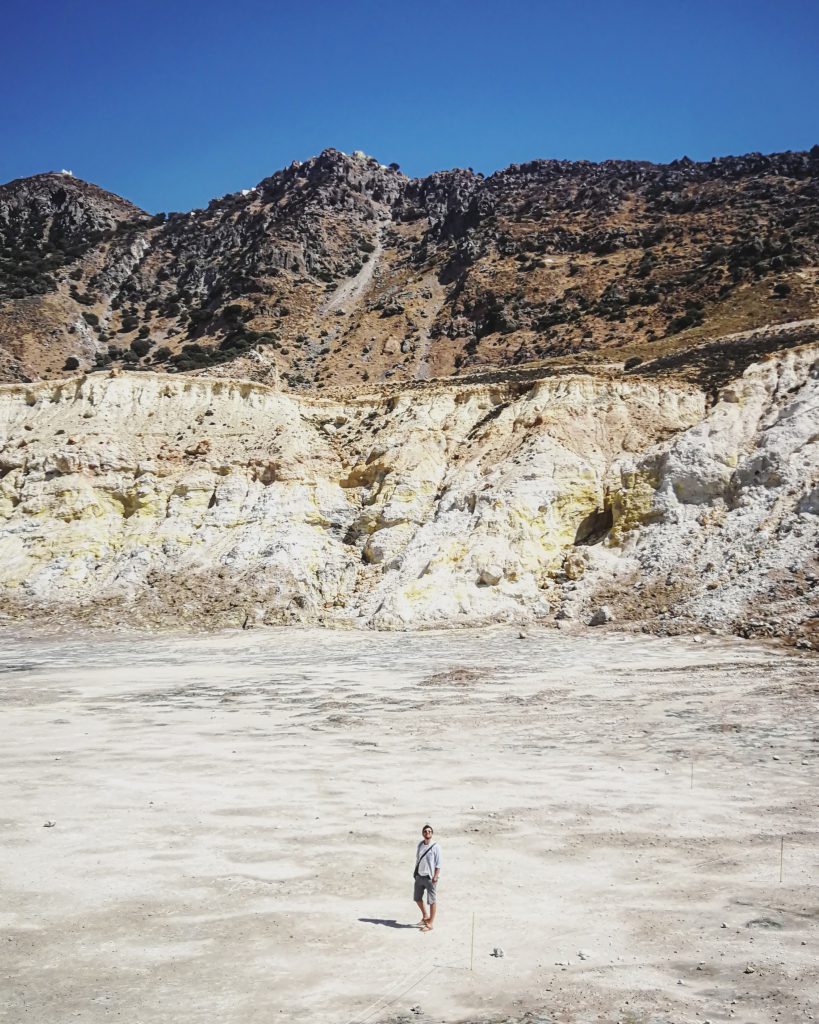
[{"x1": 2, "y1": 147, "x2": 818, "y2": 389}]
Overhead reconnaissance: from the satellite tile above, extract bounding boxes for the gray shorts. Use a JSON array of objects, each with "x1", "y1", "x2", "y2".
[{"x1": 414, "y1": 874, "x2": 437, "y2": 904}]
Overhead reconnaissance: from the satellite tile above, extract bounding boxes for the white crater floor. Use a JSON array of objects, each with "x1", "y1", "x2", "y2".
[{"x1": 0, "y1": 626, "x2": 817, "y2": 1024}]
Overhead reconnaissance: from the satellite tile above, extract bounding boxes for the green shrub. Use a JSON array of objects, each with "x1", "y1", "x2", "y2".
[
  {"x1": 130, "y1": 338, "x2": 153, "y2": 357},
  {"x1": 667, "y1": 310, "x2": 703, "y2": 334}
]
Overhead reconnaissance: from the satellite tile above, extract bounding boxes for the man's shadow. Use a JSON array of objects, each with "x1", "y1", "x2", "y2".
[{"x1": 359, "y1": 917, "x2": 418, "y2": 929}]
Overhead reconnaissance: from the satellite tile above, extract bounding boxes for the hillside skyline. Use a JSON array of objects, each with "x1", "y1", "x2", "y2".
[
  {"x1": 2, "y1": 144, "x2": 816, "y2": 390},
  {"x1": 4, "y1": 141, "x2": 818, "y2": 216},
  {"x1": 3, "y1": 0, "x2": 817, "y2": 213}
]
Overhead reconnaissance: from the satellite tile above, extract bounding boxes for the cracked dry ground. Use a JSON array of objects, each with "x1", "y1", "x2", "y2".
[{"x1": 0, "y1": 626, "x2": 817, "y2": 1024}]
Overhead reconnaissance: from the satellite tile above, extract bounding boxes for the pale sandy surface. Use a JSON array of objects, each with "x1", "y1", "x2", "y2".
[{"x1": 0, "y1": 627, "x2": 817, "y2": 1024}]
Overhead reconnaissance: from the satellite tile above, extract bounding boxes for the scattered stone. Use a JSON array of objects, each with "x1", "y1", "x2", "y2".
[
  {"x1": 562, "y1": 551, "x2": 586, "y2": 581},
  {"x1": 589, "y1": 606, "x2": 613, "y2": 626},
  {"x1": 43, "y1": 820, "x2": 56, "y2": 827},
  {"x1": 491, "y1": 947, "x2": 504, "y2": 958},
  {"x1": 184, "y1": 438, "x2": 211, "y2": 457},
  {"x1": 478, "y1": 565, "x2": 503, "y2": 587}
]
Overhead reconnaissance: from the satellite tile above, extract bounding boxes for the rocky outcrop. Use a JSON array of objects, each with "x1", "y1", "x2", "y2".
[
  {"x1": 0, "y1": 172, "x2": 144, "y2": 285},
  {"x1": 597, "y1": 344, "x2": 819, "y2": 641},
  {"x1": 1, "y1": 346, "x2": 816, "y2": 641}
]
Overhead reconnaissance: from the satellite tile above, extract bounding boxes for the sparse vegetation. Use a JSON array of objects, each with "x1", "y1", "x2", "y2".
[{"x1": 1, "y1": 148, "x2": 817, "y2": 387}]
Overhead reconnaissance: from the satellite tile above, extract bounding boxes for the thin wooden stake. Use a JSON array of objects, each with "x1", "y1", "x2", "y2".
[
  {"x1": 779, "y1": 837, "x2": 784, "y2": 883},
  {"x1": 470, "y1": 912, "x2": 475, "y2": 971},
  {"x1": 690, "y1": 758, "x2": 695, "y2": 790}
]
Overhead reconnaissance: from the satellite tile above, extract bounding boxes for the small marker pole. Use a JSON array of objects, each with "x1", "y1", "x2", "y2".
[
  {"x1": 779, "y1": 837, "x2": 784, "y2": 883},
  {"x1": 470, "y1": 912, "x2": 475, "y2": 971},
  {"x1": 690, "y1": 758, "x2": 695, "y2": 790}
]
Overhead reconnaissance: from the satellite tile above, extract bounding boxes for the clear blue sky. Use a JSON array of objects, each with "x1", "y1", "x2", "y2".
[{"x1": 3, "y1": 0, "x2": 817, "y2": 212}]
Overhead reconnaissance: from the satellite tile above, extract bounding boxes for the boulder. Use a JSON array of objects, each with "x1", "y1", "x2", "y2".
[
  {"x1": 478, "y1": 564, "x2": 504, "y2": 587},
  {"x1": 589, "y1": 605, "x2": 614, "y2": 626}
]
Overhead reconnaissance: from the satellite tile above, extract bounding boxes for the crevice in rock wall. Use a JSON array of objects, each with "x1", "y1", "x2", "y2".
[{"x1": 573, "y1": 504, "x2": 613, "y2": 545}]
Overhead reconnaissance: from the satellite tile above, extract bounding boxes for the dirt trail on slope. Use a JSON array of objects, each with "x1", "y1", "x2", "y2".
[{"x1": 321, "y1": 231, "x2": 384, "y2": 315}]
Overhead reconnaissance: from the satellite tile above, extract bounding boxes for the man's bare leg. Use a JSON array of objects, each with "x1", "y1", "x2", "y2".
[
  {"x1": 415, "y1": 898, "x2": 428, "y2": 926},
  {"x1": 425, "y1": 901, "x2": 437, "y2": 930}
]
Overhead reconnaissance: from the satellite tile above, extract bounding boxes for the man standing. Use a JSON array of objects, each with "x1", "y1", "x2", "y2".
[{"x1": 413, "y1": 824, "x2": 441, "y2": 932}]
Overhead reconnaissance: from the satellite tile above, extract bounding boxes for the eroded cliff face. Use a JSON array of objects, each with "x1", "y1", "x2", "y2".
[
  {"x1": 0, "y1": 351, "x2": 816, "y2": 640},
  {"x1": 602, "y1": 344, "x2": 819, "y2": 641}
]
